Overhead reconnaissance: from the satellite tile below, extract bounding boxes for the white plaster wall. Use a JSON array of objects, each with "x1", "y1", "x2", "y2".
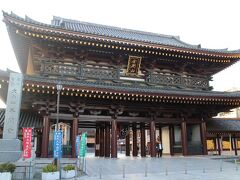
[
  {"x1": 146, "y1": 130, "x2": 150, "y2": 143},
  {"x1": 162, "y1": 126, "x2": 170, "y2": 154}
]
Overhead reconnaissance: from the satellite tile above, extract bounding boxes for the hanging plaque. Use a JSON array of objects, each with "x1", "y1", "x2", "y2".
[{"x1": 126, "y1": 56, "x2": 142, "y2": 76}]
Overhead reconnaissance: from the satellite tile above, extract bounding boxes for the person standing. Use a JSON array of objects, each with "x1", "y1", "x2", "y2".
[
  {"x1": 155, "y1": 142, "x2": 159, "y2": 157},
  {"x1": 156, "y1": 136, "x2": 163, "y2": 158},
  {"x1": 158, "y1": 140, "x2": 163, "y2": 157}
]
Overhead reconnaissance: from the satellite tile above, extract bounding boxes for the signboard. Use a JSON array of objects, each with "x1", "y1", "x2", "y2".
[
  {"x1": 53, "y1": 131, "x2": 62, "y2": 159},
  {"x1": 3, "y1": 73, "x2": 23, "y2": 139},
  {"x1": 126, "y1": 56, "x2": 142, "y2": 76},
  {"x1": 75, "y1": 135, "x2": 81, "y2": 157},
  {"x1": 80, "y1": 133, "x2": 87, "y2": 157},
  {"x1": 22, "y1": 128, "x2": 32, "y2": 158}
]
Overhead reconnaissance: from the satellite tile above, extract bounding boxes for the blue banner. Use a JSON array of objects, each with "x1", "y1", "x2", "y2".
[
  {"x1": 75, "y1": 135, "x2": 81, "y2": 158},
  {"x1": 53, "y1": 131, "x2": 62, "y2": 159}
]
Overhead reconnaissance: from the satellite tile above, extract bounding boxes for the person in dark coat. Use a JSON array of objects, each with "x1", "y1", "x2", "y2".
[
  {"x1": 156, "y1": 136, "x2": 163, "y2": 158},
  {"x1": 158, "y1": 140, "x2": 163, "y2": 157}
]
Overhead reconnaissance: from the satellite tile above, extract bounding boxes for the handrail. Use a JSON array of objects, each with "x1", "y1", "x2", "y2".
[
  {"x1": 146, "y1": 72, "x2": 210, "y2": 90},
  {"x1": 39, "y1": 61, "x2": 119, "y2": 81},
  {"x1": 37, "y1": 59, "x2": 211, "y2": 90}
]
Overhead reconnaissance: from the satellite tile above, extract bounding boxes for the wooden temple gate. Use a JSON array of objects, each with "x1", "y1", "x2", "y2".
[{"x1": 1, "y1": 11, "x2": 240, "y2": 158}]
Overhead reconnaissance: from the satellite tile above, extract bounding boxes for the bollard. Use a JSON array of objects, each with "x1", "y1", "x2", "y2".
[
  {"x1": 184, "y1": 162, "x2": 187, "y2": 174},
  {"x1": 165, "y1": 167, "x2": 168, "y2": 176},
  {"x1": 123, "y1": 164, "x2": 125, "y2": 178},
  {"x1": 235, "y1": 159, "x2": 238, "y2": 171},
  {"x1": 220, "y1": 159, "x2": 223, "y2": 172},
  {"x1": 203, "y1": 167, "x2": 205, "y2": 173},
  {"x1": 144, "y1": 164, "x2": 147, "y2": 177},
  {"x1": 99, "y1": 166, "x2": 102, "y2": 179}
]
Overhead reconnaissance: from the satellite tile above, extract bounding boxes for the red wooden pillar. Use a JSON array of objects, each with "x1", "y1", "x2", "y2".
[
  {"x1": 125, "y1": 131, "x2": 130, "y2": 156},
  {"x1": 36, "y1": 130, "x2": 42, "y2": 157},
  {"x1": 140, "y1": 123, "x2": 146, "y2": 157},
  {"x1": 71, "y1": 118, "x2": 78, "y2": 158},
  {"x1": 150, "y1": 120, "x2": 156, "y2": 157},
  {"x1": 100, "y1": 125, "x2": 105, "y2": 157},
  {"x1": 111, "y1": 119, "x2": 117, "y2": 158},
  {"x1": 181, "y1": 120, "x2": 188, "y2": 156},
  {"x1": 132, "y1": 123, "x2": 138, "y2": 156},
  {"x1": 169, "y1": 125, "x2": 174, "y2": 156},
  {"x1": 41, "y1": 116, "x2": 50, "y2": 158},
  {"x1": 95, "y1": 126, "x2": 100, "y2": 156},
  {"x1": 200, "y1": 120, "x2": 208, "y2": 155},
  {"x1": 105, "y1": 122, "x2": 110, "y2": 157}
]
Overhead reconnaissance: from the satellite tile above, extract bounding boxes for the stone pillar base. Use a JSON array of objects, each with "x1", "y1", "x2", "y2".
[{"x1": 0, "y1": 139, "x2": 22, "y2": 162}]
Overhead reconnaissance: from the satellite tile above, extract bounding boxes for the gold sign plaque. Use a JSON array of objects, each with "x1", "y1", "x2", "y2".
[{"x1": 126, "y1": 56, "x2": 142, "y2": 76}]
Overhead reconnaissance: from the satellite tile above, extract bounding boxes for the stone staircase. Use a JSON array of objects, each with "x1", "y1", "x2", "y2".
[{"x1": 12, "y1": 158, "x2": 78, "y2": 180}]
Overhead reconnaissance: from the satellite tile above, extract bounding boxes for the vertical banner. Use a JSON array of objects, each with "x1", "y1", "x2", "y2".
[
  {"x1": 80, "y1": 133, "x2": 87, "y2": 157},
  {"x1": 22, "y1": 128, "x2": 32, "y2": 159},
  {"x1": 75, "y1": 135, "x2": 81, "y2": 158},
  {"x1": 53, "y1": 131, "x2": 62, "y2": 159}
]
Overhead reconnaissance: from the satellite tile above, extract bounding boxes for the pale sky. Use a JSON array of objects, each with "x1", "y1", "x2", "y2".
[{"x1": 0, "y1": 0, "x2": 240, "y2": 108}]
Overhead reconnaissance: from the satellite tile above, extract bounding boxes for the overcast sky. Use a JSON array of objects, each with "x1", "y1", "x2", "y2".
[{"x1": 0, "y1": 0, "x2": 240, "y2": 107}]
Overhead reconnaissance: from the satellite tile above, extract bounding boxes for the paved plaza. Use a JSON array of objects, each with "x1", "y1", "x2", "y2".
[{"x1": 78, "y1": 155, "x2": 240, "y2": 180}]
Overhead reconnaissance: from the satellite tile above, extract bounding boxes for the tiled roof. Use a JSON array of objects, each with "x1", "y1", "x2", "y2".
[
  {"x1": 0, "y1": 109, "x2": 43, "y2": 128},
  {"x1": 51, "y1": 16, "x2": 200, "y2": 49},
  {"x1": 207, "y1": 119, "x2": 240, "y2": 132},
  {"x1": 3, "y1": 11, "x2": 240, "y2": 54},
  {"x1": 24, "y1": 75, "x2": 240, "y2": 99}
]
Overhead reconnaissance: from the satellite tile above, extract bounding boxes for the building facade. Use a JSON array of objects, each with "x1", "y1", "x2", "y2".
[{"x1": 1, "y1": 11, "x2": 240, "y2": 159}]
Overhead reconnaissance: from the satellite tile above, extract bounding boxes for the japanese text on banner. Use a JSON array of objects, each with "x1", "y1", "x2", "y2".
[{"x1": 22, "y1": 128, "x2": 32, "y2": 159}]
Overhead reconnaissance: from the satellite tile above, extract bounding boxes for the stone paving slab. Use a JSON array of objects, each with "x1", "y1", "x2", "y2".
[
  {"x1": 79, "y1": 171, "x2": 240, "y2": 180},
  {"x1": 30, "y1": 155, "x2": 240, "y2": 180},
  {"x1": 85, "y1": 156, "x2": 236, "y2": 175},
  {"x1": 78, "y1": 156, "x2": 240, "y2": 180}
]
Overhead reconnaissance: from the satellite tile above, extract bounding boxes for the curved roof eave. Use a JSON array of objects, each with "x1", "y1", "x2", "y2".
[{"x1": 3, "y1": 11, "x2": 240, "y2": 55}]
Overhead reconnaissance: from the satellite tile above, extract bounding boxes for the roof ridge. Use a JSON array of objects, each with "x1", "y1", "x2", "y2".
[
  {"x1": 172, "y1": 36, "x2": 201, "y2": 48},
  {"x1": 52, "y1": 16, "x2": 181, "y2": 40}
]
